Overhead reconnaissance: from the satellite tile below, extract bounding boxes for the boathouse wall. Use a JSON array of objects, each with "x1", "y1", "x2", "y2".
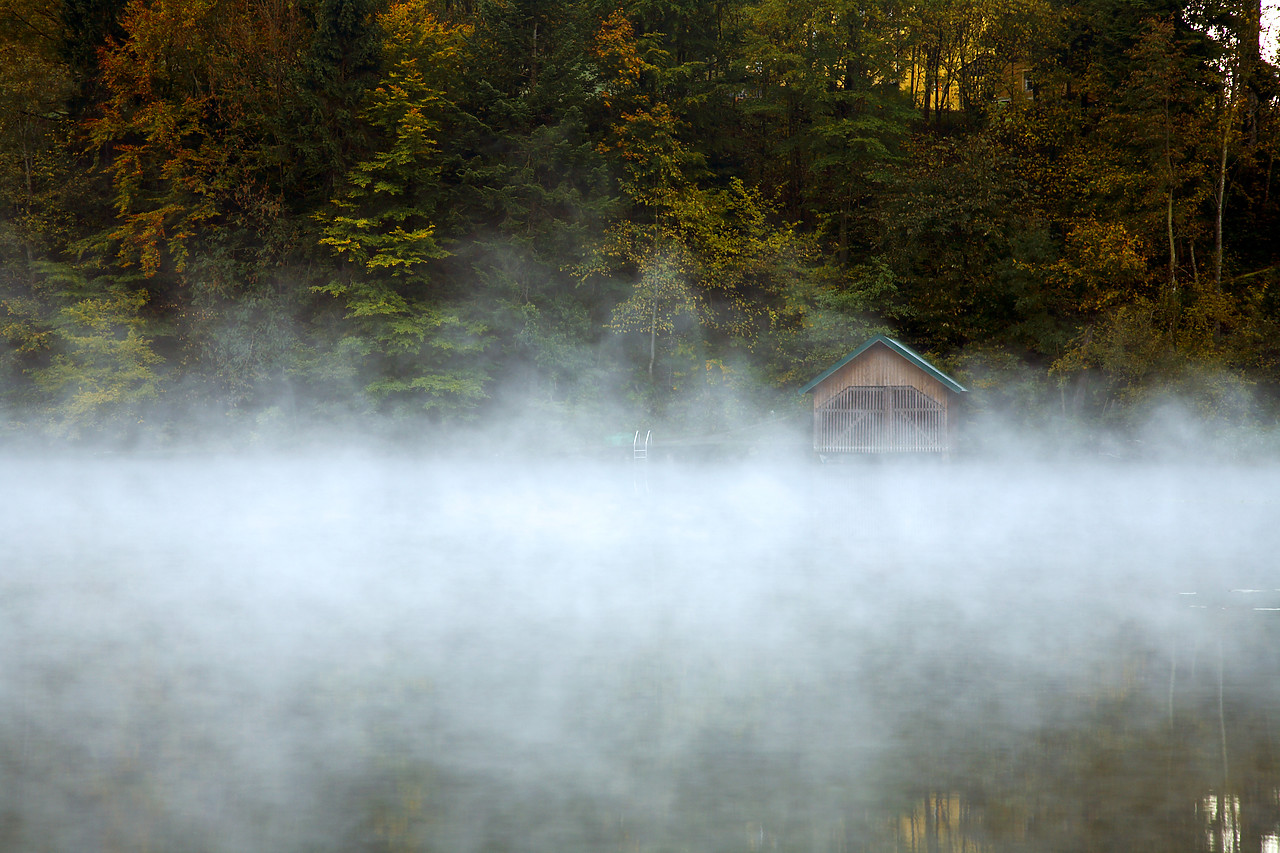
[
  {"x1": 810, "y1": 344, "x2": 950, "y2": 410},
  {"x1": 804, "y1": 338, "x2": 964, "y2": 455}
]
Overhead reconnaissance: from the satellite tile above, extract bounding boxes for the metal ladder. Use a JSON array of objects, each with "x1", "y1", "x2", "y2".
[
  {"x1": 632, "y1": 430, "x2": 651, "y2": 493},
  {"x1": 632, "y1": 430, "x2": 651, "y2": 462}
]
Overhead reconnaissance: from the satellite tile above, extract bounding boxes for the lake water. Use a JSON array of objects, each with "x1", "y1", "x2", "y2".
[{"x1": 1, "y1": 452, "x2": 1277, "y2": 851}]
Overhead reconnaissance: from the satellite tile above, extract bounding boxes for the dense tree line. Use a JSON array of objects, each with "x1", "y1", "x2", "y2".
[{"x1": 0, "y1": 0, "x2": 1276, "y2": 439}]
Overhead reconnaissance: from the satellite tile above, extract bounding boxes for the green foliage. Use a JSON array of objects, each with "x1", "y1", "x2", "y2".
[
  {"x1": 176, "y1": 253, "x2": 307, "y2": 412},
  {"x1": 881, "y1": 133, "x2": 1045, "y2": 353},
  {"x1": 18, "y1": 265, "x2": 163, "y2": 435},
  {"x1": 312, "y1": 276, "x2": 488, "y2": 412},
  {"x1": 294, "y1": 0, "x2": 384, "y2": 194},
  {"x1": 318, "y1": 0, "x2": 470, "y2": 276},
  {"x1": 307, "y1": 0, "x2": 494, "y2": 414},
  {"x1": 1048, "y1": 296, "x2": 1251, "y2": 422},
  {"x1": 766, "y1": 256, "x2": 897, "y2": 386},
  {"x1": 584, "y1": 174, "x2": 842, "y2": 402},
  {"x1": 606, "y1": 241, "x2": 699, "y2": 375}
]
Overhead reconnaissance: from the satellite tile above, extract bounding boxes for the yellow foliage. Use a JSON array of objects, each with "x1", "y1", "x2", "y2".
[
  {"x1": 1030, "y1": 220, "x2": 1150, "y2": 315},
  {"x1": 34, "y1": 289, "x2": 163, "y2": 433},
  {"x1": 591, "y1": 9, "x2": 652, "y2": 109}
]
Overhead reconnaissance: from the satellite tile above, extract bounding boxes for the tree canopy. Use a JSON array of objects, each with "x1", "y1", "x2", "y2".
[{"x1": 0, "y1": 0, "x2": 1277, "y2": 440}]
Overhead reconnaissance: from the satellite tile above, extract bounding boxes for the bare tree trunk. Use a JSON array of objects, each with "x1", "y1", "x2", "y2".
[
  {"x1": 1166, "y1": 186, "x2": 1177, "y2": 331},
  {"x1": 922, "y1": 47, "x2": 934, "y2": 125},
  {"x1": 1164, "y1": 94, "x2": 1178, "y2": 333},
  {"x1": 20, "y1": 126, "x2": 36, "y2": 285},
  {"x1": 1215, "y1": 123, "x2": 1229, "y2": 292},
  {"x1": 647, "y1": 301, "x2": 657, "y2": 380},
  {"x1": 909, "y1": 46, "x2": 919, "y2": 111}
]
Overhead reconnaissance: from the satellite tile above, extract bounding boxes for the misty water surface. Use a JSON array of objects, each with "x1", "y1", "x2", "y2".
[{"x1": 1, "y1": 451, "x2": 1277, "y2": 852}]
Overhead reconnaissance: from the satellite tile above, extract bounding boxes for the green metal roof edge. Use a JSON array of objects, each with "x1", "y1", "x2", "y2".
[{"x1": 798, "y1": 334, "x2": 968, "y2": 395}]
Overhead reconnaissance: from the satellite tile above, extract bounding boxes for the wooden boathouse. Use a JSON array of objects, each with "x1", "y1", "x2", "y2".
[{"x1": 800, "y1": 335, "x2": 966, "y2": 456}]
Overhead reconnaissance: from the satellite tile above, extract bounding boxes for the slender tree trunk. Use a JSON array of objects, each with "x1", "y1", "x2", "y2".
[
  {"x1": 20, "y1": 127, "x2": 36, "y2": 285},
  {"x1": 1163, "y1": 98, "x2": 1178, "y2": 333},
  {"x1": 1166, "y1": 186, "x2": 1177, "y2": 329},
  {"x1": 1215, "y1": 66, "x2": 1237, "y2": 295},
  {"x1": 910, "y1": 46, "x2": 919, "y2": 112},
  {"x1": 648, "y1": 300, "x2": 657, "y2": 380},
  {"x1": 1215, "y1": 129, "x2": 1229, "y2": 293},
  {"x1": 922, "y1": 47, "x2": 934, "y2": 125}
]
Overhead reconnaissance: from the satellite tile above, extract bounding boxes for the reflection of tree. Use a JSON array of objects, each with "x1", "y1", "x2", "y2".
[
  {"x1": 3, "y1": 590, "x2": 1276, "y2": 852},
  {"x1": 869, "y1": 610, "x2": 1280, "y2": 853}
]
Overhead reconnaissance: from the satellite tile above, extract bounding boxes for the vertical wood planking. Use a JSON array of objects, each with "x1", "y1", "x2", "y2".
[
  {"x1": 811, "y1": 342, "x2": 954, "y2": 454},
  {"x1": 815, "y1": 385, "x2": 947, "y2": 453}
]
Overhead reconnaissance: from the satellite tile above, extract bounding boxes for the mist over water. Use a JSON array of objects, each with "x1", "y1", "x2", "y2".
[{"x1": 2, "y1": 448, "x2": 1278, "y2": 851}]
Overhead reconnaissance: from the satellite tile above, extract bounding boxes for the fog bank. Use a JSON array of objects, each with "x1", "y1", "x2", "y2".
[{"x1": 1, "y1": 451, "x2": 1276, "y2": 851}]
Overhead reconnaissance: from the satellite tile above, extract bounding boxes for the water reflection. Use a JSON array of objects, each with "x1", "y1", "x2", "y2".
[
  {"x1": 897, "y1": 793, "x2": 984, "y2": 853},
  {"x1": 1204, "y1": 795, "x2": 1280, "y2": 853},
  {"x1": 1205, "y1": 795, "x2": 1242, "y2": 853},
  {"x1": 888, "y1": 790, "x2": 1280, "y2": 853}
]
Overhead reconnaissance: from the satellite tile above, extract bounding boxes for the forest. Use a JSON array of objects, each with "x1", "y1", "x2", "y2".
[{"x1": 0, "y1": 0, "x2": 1277, "y2": 443}]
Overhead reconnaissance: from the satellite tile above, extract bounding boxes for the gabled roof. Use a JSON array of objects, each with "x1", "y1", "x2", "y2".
[{"x1": 799, "y1": 334, "x2": 967, "y2": 395}]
